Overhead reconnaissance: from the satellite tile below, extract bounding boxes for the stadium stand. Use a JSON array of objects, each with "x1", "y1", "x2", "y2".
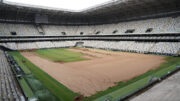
[
  {"x1": 149, "y1": 42, "x2": 180, "y2": 55},
  {"x1": 0, "y1": 15, "x2": 179, "y2": 56},
  {"x1": 17, "y1": 42, "x2": 38, "y2": 50},
  {"x1": 83, "y1": 41, "x2": 180, "y2": 55},
  {"x1": 52, "y1": 41, "x2": 77, "y2": 48},
  {"x1": 0, "y1": 0, "x2": 180, "y2": 100},
  {"x1": 36, "y1": 42, "x2": 55, "y2": 49},
  {"x1": 43, "y1": 16, "x2": 180, "y2": 35},
  {"x1": 0, "y1": 23, "x2": 39, "y2": 36},
  {"x1": 0, "y1": 49, "x2": 25, "y2": 101},
  {"x1": 4, "y1": 42, "x2": 178, "y2": 55},
  {"x1": 0, "y1": 40, "x2": 180, "y2": 56},
  {"x1": 6, "y1": 43, "x2": 17, "y2": 50},
  {"x1": 0, "y1": 16, "x2": 180, "y2": 36}
]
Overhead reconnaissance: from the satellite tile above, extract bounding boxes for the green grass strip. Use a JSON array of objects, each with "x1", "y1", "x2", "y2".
[
  {"x1": 9, "y1": 52, "x2": 31, "y2": 74},
  {"x1": 153, "y1": 64, "x2": 177, "y2": 77},
  {"x1": 19, "y1": 77, "x2": 35, "y2": 98},
  {"x1": 35, "y1": 48, "x2": 88, "y2": 62},
  {"x1": 94, "y1": 76, "x2": 150, "y2": 101},
  {"x1": 24, "y1": 74, "x2": 59, "y2": 101}
]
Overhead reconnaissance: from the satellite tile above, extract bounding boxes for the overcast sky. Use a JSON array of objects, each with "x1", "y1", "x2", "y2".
[{"x1": 6, "y1": 0, "x2": 112, "y2": 11}]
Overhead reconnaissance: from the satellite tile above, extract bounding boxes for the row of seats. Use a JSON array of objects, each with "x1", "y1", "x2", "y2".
[
  {"x1": 1, "y1": 41, "x2": 180, "y2": 55},
  {"x1": 149, "y1": 42, "x2": 180, "y2": 54},
  {"x1": 0, "y1": 50, "x2": 25, "y2": 101},
  {"x1": 0, "y1": 16, "x2": 180, "y2": 36},
  {"x1": 42, "y1": 16, "x2": 180, "y2": 35},
  {"x1": 83, "y1": 41, "x2": 180, "y2": 55},
  {"x1": 0, "y1": 41, "x2": 77, "y2": 50},
  {"x1": 0, "y1": 23, "x2": 39, "y2": 36}
]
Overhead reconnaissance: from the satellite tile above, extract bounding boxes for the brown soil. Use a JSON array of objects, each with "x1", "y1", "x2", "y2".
[{"x1": 21, "y1": 48, "x2": 166, "y2": 97}]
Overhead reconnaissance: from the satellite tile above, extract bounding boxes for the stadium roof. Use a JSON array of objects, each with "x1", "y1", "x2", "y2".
[
  {"x1": 0, "y1": 0, "x2": 180, "y2": 25},
  {"x1": 3, "y1": 0, "x2": 114, "y2": 12}
]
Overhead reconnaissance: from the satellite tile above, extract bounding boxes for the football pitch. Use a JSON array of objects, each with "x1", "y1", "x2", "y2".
[{"x1": 8, "y1": 48, "x2": 180, "y2": 101}]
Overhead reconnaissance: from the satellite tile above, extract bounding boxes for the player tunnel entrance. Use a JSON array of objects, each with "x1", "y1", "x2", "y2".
[{"x1": 75, "y1": 42, "x2": 84, "y2": 47}]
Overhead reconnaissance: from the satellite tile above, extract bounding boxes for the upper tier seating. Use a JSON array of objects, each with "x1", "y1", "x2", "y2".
[
  {"x1": 0, "y1": 16, "x2": 179, "y2": 36},
  {"x1": 0, "y1": 23, "x2": 39, "y2": 36}
]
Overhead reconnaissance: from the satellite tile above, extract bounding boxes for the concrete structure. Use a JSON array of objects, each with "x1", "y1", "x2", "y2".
[{"x1": 131, "y1": 71, "x2": 180, "y2": 101}]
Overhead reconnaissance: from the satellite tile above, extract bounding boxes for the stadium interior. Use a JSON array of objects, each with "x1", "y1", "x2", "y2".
[{"x1": 0, "y1": 0, "x2": 180, "y2": 101}]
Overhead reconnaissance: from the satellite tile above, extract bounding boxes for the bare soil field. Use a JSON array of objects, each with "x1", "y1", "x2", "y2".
[{"x1": 21, "y1": 48, "x2": 166, "y2": 97}]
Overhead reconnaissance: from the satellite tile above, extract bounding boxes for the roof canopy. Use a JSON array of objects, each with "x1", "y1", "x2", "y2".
[
  {"x1": 0, "y1": 0, "x2": 180, "y2": 25},
  {"x1": 4, "y1": 0, "x2": 113, "y2": 12}
]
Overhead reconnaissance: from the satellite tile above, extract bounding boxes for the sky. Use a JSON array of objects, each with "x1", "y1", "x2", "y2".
[{"x1": 5, "y1": 0, "x2": 113, "y2": 12}]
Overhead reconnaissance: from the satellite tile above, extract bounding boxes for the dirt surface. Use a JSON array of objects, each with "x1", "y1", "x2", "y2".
[{"x1": 21, "y1": 48, "x2": 166, "y2": 97}]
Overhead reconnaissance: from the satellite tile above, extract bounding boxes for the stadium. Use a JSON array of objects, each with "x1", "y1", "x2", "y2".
[{"x1": 0, "y1": 0, "x2": 180, "y2": 101}]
